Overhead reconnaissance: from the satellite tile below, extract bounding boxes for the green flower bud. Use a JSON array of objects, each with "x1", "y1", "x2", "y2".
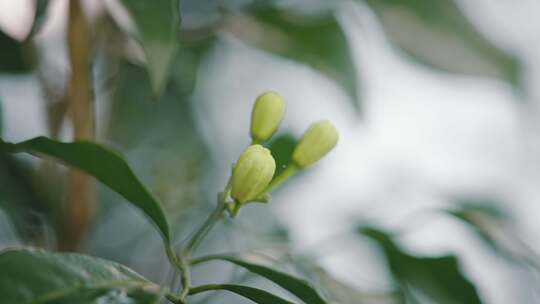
[
  {"x1": 250, "y1": 91, "x2": 286, "y2": 143},
  {"x1": 231, "y1": 145, "x2": 276, "y2": 204},
  {"x1": 292, "y1": 120, "x2": 339, "y2": 168}
]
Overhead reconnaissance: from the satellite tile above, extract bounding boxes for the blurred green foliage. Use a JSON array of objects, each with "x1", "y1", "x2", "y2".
[{"x1": 0, "y1": 0, "x2": 536, "y2": 303}]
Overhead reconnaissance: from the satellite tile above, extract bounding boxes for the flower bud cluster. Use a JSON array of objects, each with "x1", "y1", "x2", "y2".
[{"x1": 228, "y1": 91, "x2": 339, "y2": 214}]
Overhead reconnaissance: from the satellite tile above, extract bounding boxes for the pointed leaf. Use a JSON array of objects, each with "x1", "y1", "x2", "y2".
[
  {"x1": 229, "y1": 5, "x2": 360, "y2": 112},
  {"x1": 0, "y1": 136, "x2": 171, "y2": 243},
  {"x1": 0, "y1": 248, "x2": 162, "y2": 303},
  {"x1": 359, "y1": 227, "x2": 482, "y2": 304},
  {"x1": 365, "y1": 0, "x2": 521, "y2": 87},
  {"x1": 119, "y1": 0, "x2": 180, "y2": 94},
  {"x1": 268, "y1": 134, "x2": 297, "y2": 177},
  {"x1": 192, "y1": 255, "x2": 326, "y2": 304},
  {"x1": 189, "y1": 284, "x2": 295, "y2": 304},
  {"x1": 26, "y1": 0, "x2": 50, "y2": 39},
  {"x1": 0, "y1": 30, "x2": 35, "y2": 73}
]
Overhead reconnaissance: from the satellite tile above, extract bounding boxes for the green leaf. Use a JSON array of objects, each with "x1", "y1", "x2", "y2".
[
  {"x1": 0, "y1": 137, "x2": 171, "y2": 243},
  {"x1": 0, "y1": 248, "x2": 162, "y2": 304},
  {"x1": 192, "y1": 255, "x2": 326, "y2": 304},
  {"x1": 268, "y1": 134, "x2": 297, "y2": 177},
  {"x1": 365, "y1": 0, "x2": 521, "y2": 87},
  {"x1": 0, "y1": 30, "x2": 35, "y2": 73},
  {"x1": 118, "y1": 0, "x2": 180, "y2": 94},
  {"x1": 0, "y1": 97, "x2": 3, "y2": 135},
  {"x1": 26, "y1": 0, "x2": 50, "y2": 39},
  {"x1": 229, "y1": 5, "x2": 360, "y2": 112},
  {"x1": 359, "y1": 227, "x2": 482, "y2": 304},
  {"x1": 189, "y1": 284, "x2": 295, "y2": 304}
]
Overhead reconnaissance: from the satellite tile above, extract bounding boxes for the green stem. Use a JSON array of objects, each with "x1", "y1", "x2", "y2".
[
  {"x1": 188, "y1": 284, "x2": 224, "y2": 295},
  {"x1": 178, "y1": 255, "x2": 191, "y2": 302},
  {"x1": 165, "y1": 292, "x2": 182, "y2": 304},
  {"x1": 176, "y1": 189, "x2": 230, "y2": 303},
  {"x1": 264, "y1": 163, "x2": 298, "y2": 194},
  {"x1": 183, "y1": 197, "x2": 228, "y2": 255}
]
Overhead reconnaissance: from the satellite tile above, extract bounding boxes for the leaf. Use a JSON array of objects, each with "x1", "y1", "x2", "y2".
[
  {"x1": 268, "y1": 134, "x2": 297, "y2": 177},
  {"x1": 359, "y1": 227, "x2": 482, "y2": 304},
  {"x1": 189, "y1": 284, "x2": 295, "y2": 304},
  {"x1": 0, "y1": 97, "x2": 3, "y2": 135},
  {"x1": 365, "y1": 0, "x2": 521, "y2": 87},
  {"x1": 447, "y1": 201, "x2": 540, "y2": 269},
  {"x1": 228, "y1": 5, "x2": 361, "y2": 112},
  {"x1": 0, "y1": 137, "x2": 171, "y2": 243},
  {"x1": 0, "y1": 153, "x2": 57, "y2": 242},
  {"x1": 290, "y1": 256, "x2": 403, "y2": 304},
  {"x1": 26, "y1": 0, "x2": 50, "y2": 39},
  {"x1": 0, "y1": 248, "x2": 162, "y2": 304},
  {"x1": 119, "y1": 0, "x2": 180, "y2": 95},
  {"x1": 193, "y1": 255, "x2": 326, "y2": 304},
  {"x1": 0, "y1": 30, "x2": 35, "y2": 73}
]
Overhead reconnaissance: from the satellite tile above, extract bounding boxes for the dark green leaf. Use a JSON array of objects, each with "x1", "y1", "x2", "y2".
[
  {"x1": 0, "y1": 30, "x2": 35, "y2": 73},
  {"x1": 0, "y1": 137, "x2": 171, "y2": 243},
  {"x1": 118, "y1": 0, "x2": 180, "y2": 94},
  {"x1": 0, "y1": 248, "x2": 162, "y2": 304},
  {"x1": 365, "y1": 0, "x2": 521, "y2": 87},
  {"x1": 189, "y1": 284, "x2": 295, "y2": 304},
  {"x1": 359, "y1": 227, "x2": 482, "y2": 304},
  {"x1": 0, "y1": 97, "x2": 3, "y2": 135},
  {"x1": 26, "y1": 0, "x2": 50, "y2": 39},
  {"x1": 268, "y1": 134, "x2": 297, "y2": 177},
  {"x1": 193, "y1": 255, "x2": 326, "y2": 304},
  {"x1": 229, "y1": 5, "x2": 360, "y2": 112}
]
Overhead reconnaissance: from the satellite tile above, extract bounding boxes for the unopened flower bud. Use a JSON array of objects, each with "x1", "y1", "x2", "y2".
[
  {"x1": 250, "y1": 91, "x2": 286, "y2": 143},
  {"x1": 292, "y1": 120, "x2": 339, "y2": 168},
  {"x1": 231, "y1": 145, "x2": 276, "y2": 204}
]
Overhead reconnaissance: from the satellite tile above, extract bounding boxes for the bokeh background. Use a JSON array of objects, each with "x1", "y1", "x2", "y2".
[{"x1": 1, "y1": 0, "x2": 540, "y2": 303}]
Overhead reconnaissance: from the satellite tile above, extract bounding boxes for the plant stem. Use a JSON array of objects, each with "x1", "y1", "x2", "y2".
[
  {"x1": 188, "y1": 284, "x2": 224, "y2": 295},
  {"x1": 183, "y1": 199, "x2": 228, "y2": 256},
  {"x1": 174, "y1": 190, "x2": 230, "y2": 303},
  {"x1": 264, "y1": 164, "x2": 298, "y2": 194}
]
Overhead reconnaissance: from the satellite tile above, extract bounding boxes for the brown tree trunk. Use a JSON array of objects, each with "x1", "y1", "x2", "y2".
[{"x1": 59, "y1": 0, "x2": 95, "y2": 251}]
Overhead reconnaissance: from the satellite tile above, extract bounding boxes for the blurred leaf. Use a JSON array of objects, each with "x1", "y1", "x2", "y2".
[
  {"x1": 0, "y1": 153, "x2": 58, "y2": 242},
  {"x1": 105, "y1": 58, "x2": 210, "y2": 223},
  {"x1": 448, "y1": 201, "x2": 509, "y2": 258},
  {"x1": 0, "y1": 137, "x2": 172, "y2": 244},
  {"x1": 119, "y1": 0, "x2": 180, "y2": 94},
  {"x1": 0, "y1": 248, "x2": 162, "y2": 303},
  {"x1": 365, "y1": 0, "x2": 521, "y2": 87},
  {"x1": 447, "y1": 201, "x2": 540, "y2": 269},
  {"x1": 229, "y1": 5, "x2": 361, "y2": 112},
  {"x1": 359, "y1": 227, "x2": 482, "y2": 304},
  {"x1": 268, "y1": 134, "x2": 297, "y2": 177},
  {"x1": 291, "y1": 256, "x2": 403, "y2": 304},
  {"x1": 0, "y1": 30, "x2": 35, "y2": 73},
  {"x1": 26, "y1": 0, "x2": 50, "y2": 39},
  {"x1": 190, "y1": 284, "x2": 294, "y2": 304},
  {"x1": 315, "y1": 267, "x2": 403, "y2": 304},
  {"x1": 0, "y1": 97, "x2": 3, "y2": 135},
  {"x1": 193, "y1": 255, "x2": 326, "y2": 304}
]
